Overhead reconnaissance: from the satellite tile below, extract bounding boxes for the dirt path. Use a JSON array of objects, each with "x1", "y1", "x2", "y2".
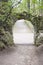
[{"x1": 0, "y1": 45, "x2": 43, "y2": 65}]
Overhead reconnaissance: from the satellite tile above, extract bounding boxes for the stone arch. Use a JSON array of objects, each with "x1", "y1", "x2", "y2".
[
  {"x1": 12, "y1": 11, "x2": 42, "y2": 46},
  {"x1": 12, "y1": 11, "x2": 37, "y2": 45},
  {"x1": 0, "y1": 11, "x2": 42, "y2": 48},
  {"x1": 13, "y1": 12, "x2": 35, "y2": 30}
]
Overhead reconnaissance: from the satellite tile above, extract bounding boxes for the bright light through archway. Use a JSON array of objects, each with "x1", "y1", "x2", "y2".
[{"x1": 12, "y1": 19, "x2": 34, "y2": 44}]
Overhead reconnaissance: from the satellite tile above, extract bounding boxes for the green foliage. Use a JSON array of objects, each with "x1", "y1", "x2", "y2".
[
  {"x1": 0, "y1": 41, "x2": 6, "y2": 50},
  {"x1": 0, "y1": 1, "x2": 14, "y2": 49},
  {"x1": 0, "y1": 27, "x2": 14, "y2": 50},
  {"x1": 12, "y1": 0, "x2": 29, "y2": 13},
  {"x1": 30, "y1": 0, "x2": 43, "y2": 15},
  {"x1": 0, "y1": 1, "x2": 12, "y2": 21},
  {"x1": 36, "y1": 34, "x2": 43, "y2": 46}
]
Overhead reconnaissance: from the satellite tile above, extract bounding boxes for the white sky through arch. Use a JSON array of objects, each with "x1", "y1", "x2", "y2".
[{"x1": 12, "y1": 19, "x2": 34, "y2": 44}]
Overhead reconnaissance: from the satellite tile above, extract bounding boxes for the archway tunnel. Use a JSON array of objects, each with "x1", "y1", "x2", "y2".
[{"x1": 12, "y1": 19, "x2": 34, "y2": 44}]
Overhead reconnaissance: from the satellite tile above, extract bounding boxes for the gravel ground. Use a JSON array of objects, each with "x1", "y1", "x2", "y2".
[{"x1": 0, "y1": 44, "x2": 43, "y2": 65}]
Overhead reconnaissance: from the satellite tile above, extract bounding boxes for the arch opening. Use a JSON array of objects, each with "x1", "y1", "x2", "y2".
[{"x1": 12, "y1": 19, "x2": 34, "y2": 44}]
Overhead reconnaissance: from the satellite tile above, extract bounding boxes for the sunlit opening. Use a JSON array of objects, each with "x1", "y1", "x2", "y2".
[{"x1": 12, "y1": 19, "x2": 34, "y2": 44}]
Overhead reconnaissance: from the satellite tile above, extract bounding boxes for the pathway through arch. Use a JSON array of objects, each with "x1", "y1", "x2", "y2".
[
  {"x1": 12, "y1": 19, "x2": 34, "y2": 44},
  {"x1": 0, "y1": 20, "x2": 43, "y2": 65}
]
